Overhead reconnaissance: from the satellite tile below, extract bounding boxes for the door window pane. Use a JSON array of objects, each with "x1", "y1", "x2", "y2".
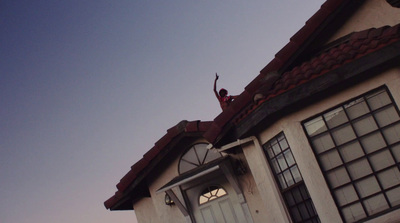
[{"x1": 199, "y1": 186, "x2": 227, "y2": 205}]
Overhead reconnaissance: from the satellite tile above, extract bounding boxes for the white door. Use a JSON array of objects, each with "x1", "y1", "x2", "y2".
[{"x1": 185, "y1": 176, "x2": 247, "y2": 223}]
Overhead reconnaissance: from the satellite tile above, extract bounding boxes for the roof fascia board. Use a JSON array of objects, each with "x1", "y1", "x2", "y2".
[
  {"x1": 156, "y1": 165, "x2": 220, "y2": 193},
  {"x1": 109, "y1": 196, "x2": 131, "y2": 211},
  {"x1": 110, "y1": 133, "x2": 195, "y2": 210}
]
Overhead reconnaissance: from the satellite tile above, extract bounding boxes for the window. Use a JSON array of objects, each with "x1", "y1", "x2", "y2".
[
  {"x1": 199, "y1": 185, "x2": 227, "y2": 205},
  {"x1": 303, "y1": 87, "x2": 400, "y2": 222},
  {"x1": 263, "y1": 132, "x2": 320, "y2": 223},
  {"x1": 179, "y1": 143, "x2": 222, "y2": 174}
]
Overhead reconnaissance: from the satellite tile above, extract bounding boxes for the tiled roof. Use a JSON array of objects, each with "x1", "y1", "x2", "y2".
[
  {"x1": 105, "y1": 0, "x2": 351, "y2": 210},
  {"x1": 203, "y1": 0, "x2": 351, "y2": 145},
  {"x1": 104, "y1": 120, "x2": 213, "y2": 210},
  {"x1": 234, "y1": 24, "x2": 400, "y2": 124},
  {"x1": 105, "y1": 0, "x2": 400, "y2": 212}
]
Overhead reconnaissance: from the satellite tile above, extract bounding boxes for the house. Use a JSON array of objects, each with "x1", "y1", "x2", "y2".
[{"x1": 104, "y1": 0, "x2": 400, "y2": 222}]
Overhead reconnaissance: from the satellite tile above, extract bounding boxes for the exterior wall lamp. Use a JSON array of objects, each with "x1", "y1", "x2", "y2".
[{"x1": 165, "y1": 193, "x2": 175, "y2": 206}]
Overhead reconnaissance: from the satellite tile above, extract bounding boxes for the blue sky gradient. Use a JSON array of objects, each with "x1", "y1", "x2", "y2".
[{"x1": 1, "y1": 1, "x2": 324, "y2": 222}]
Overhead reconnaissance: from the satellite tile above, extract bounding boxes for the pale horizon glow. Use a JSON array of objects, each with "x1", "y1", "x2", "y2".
[{"x1": 1, "y1": 1, "x2": 324, "y2": 222}]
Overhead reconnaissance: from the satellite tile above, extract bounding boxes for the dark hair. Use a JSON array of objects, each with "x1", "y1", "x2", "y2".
[{"x1": 219, "y1": 88, "x2": 228, "y2": 96}]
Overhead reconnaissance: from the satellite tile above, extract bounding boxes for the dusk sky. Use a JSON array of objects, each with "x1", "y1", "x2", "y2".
[{"x1": 1, "y1": 1, "x2": 324, "y2": 222}]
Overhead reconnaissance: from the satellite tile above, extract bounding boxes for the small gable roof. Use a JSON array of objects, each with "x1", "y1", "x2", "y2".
[{"x1": 104, "y1": 120, "x2": 212, "y2": 210}]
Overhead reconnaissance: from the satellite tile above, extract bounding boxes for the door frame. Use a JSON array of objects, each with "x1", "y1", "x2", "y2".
[{"x1": 157, "y1": 157, "x2": 254, "y2": 223}]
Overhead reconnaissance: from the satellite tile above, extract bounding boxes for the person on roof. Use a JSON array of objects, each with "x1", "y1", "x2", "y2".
[{"x1": 214, "y1": 73, "x2": 238, "y2": 110}]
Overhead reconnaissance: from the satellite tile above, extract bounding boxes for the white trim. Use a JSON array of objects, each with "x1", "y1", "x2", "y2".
[{"x1": 156, "y1": 165, "x2": 220, "y2": 193}]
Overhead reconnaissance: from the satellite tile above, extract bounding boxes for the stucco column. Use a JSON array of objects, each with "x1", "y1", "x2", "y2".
[{"x1": 240, "y1": 137, "x2": 292, "y2": 223}]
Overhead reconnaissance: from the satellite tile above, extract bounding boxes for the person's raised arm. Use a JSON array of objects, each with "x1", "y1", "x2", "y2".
[{"x1": 214, "y1": 73, "x2": 219, "y2": 98}]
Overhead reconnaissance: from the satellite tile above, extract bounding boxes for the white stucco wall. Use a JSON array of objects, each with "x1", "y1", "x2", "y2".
[
  {"x1": 133, "y1": 147, "x2": 187, "y2": 223},
  {"x1": 134, "y1": 139, "x2": 214, "y2": 223},
  {"x1": 230, "y1": 153, "x2": 275, "y2": 222},
  {"x1": 240, "y1": 139, "x2": 292, "y2": 222},
  {"x1": 328, "y1": 0, "x2": 400, "y2": 43},
  {"x1": 134, "y1": 68, "x2": 399, "y2": 223},
  {"x1": 245, "y1": 67, "x2": 400, "y2": 223},
  {"x1": 132, "y1": 1, "x2": 400, "y2": 222},
  {"x1": 134, "y1": 197, "x2": 162, "y2": 223}
]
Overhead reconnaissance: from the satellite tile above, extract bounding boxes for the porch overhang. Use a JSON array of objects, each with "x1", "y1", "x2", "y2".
[{"x1": 156, "y1": 156, "x2": 230, "y2": 194}]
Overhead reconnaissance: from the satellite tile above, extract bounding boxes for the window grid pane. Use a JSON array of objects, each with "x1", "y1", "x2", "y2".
[
  {"x1": 264, "y1": 132, "x2": 320, "y2": 223},
  {"x1": 303, "y1": 88, "x2": 400, "y2": 222}
]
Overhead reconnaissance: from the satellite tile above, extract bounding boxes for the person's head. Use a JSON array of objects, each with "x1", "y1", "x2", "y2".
[{"x1": 219, "y1": 88, "x2": 228, "y2": 97}]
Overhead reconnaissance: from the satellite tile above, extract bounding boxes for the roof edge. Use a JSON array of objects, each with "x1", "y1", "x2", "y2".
[{"x1": 105, "y1": 120, "x2": 213, "y2": 210}]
